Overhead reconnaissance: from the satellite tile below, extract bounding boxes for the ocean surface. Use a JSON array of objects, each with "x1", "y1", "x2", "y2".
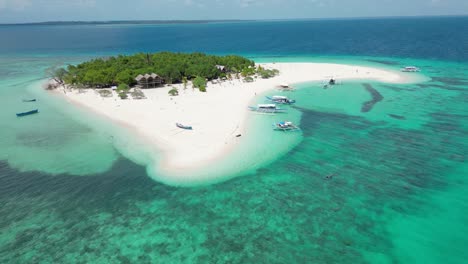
[{"x1": 1, "y1": 17, "x2": 467, "y2": 263}]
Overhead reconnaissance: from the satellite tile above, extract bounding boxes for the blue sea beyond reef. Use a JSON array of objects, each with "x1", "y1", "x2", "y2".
[{"x1": 0, "y1": 16, "x2": 467, "y2": 263}]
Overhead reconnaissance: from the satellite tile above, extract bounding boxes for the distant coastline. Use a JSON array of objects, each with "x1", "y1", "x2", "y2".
[
  {"x1": 0, "y1": 19, "x2": 255, "y2": 27},
  {"x1": 2, "y1": 15, "x2": 467, "y2": 26}
]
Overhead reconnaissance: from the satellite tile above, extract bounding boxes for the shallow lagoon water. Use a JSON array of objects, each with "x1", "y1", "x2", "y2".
[{"x1": 1, "y1": 18, "x2": 468, "y2": 263}]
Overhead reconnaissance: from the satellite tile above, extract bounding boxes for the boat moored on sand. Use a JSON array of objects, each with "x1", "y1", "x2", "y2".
[
  {"x1": 273, "y1": 121, "x2": 300, "y2": 131},
  {"x1": 176, "y1": 123, "x2": 193, "y2": 130},
  {"x1": 266, "y1": 95, "x2": 296, "y2": 105},
  {"x1": 248, "y1": 104, "x2": 286, "y2": 113}
]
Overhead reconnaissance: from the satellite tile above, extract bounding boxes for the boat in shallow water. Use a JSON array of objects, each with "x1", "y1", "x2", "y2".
[
  {"x1": 273, "y1": 121, "x2": 300, "y2": 131},
  {"x1": 401, "y1": 66, "x2": 420, "y2": 72},
  {"x1": 248, "y1": 104, "x2": 286, "y2": 113},
  {"x1": 22, "y1": 99, "x2": 37, "y2": 102},
  {"x1": 176, "y1": 123, "x2": 192, "y2": 130},
  {"x1": 16, "y1": 109, "x2": 39, "y2": 117},
  {"x1": 266, "y1": 96, "x2": 296, "y2": 105}
]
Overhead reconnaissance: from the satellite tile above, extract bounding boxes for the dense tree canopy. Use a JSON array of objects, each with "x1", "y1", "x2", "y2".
[{"x1": 57, "y1": 52, "x2": 255, "y2": 88}]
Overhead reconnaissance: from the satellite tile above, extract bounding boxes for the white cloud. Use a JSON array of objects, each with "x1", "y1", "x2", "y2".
[
  {"x1": 0, "y1": 0, "x2": 96, "y2": 11},
  {"x1": 240, "y1": 0, "x2": 258, "y2": 8},
  {"x1": 46, "y1": 0, "x2": 96, "y2": 7},
  {"x1": 0, "y1": 0, "x2": 32, "y2": 10},
  {"x1": 73, "y1": 0, "x2": 96, "y2": 7}
]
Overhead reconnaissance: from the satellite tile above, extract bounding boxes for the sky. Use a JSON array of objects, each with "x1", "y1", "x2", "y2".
[{"x1": 0, "y1": 0, "x2": 467, "y2": 23}]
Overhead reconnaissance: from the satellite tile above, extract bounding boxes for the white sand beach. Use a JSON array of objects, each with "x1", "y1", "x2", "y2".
[{"x1": 51, "y1": 62, "x2": 419, "y2": 176}]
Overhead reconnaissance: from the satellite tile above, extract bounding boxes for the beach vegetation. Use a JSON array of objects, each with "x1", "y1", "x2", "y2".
[
  {"x1": 168, "y1": 87, "x2": 179, "y2": 96},
  {"x1": 46, "y1": 66, "x2": 68, "y2": 84},
  {"x1": 117, "y1": 83, "x2": 130, "y2": 92},
  {"x1": 257, "y1": 67, "x2": 279, "y2": 79},
  {"x1": 118, "y1": 91, "x2": 128, "y2": 99},
  {"x1": 241, "y1": 67, "x2": 256, "y2": 77},
  {"x1": 53, "y1": 68, "x2": 68, "y2": 83},
  {"x1": 130, "y1": 89, "x2": 146, "y2": 99},
  {"x1": 244, "y1": 76, "x2": 254, "y2": 82},
  {"x1": 192, "y1": 76, "x2": 207, "y2": 91},
  {"x1": 97, "y1": 89, "x2": 113, "y2": 98},
  {"x1": 56, "y1": 52, "x2": 255, "y2": 88}
]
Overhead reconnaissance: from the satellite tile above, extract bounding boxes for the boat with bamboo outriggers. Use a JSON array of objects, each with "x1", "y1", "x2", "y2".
[
  {"x1": 248, "y1": 104, "x2": 286, "y2": 113},
  {"x1": 273, "y1": 121, "x2": 300, "y2": 131},
  {"x1": 266, "y1": 95, "x2": 296, "y2": 105},
  {"x1": 401, "y1": 66, "x2": 420, "y2": 72}
]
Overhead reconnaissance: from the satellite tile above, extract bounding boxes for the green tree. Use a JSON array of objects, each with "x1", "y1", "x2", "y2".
[
  {"x1": 53, "y1": 68, "x2": 68, "y2": 83},
  {"x1": 117, "y1": 83, "x2": 129, "y2": 92},
  {"x1": 192, "y1": 76, "x2": 206, "y2": 91},
  {"x1": 115, "y1": 70, "x2": 135, "y2": 85},
  {"x1": 58, "y1": 52, "x2": 255, "y2": 89}
]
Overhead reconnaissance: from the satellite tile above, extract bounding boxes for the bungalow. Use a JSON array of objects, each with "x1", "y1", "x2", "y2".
[
  {"x1": 215, "y1": 65, "x2": 227, "y2": 72},
  {"x1": 135, "y1": 73, "x2": 164, "y2": 88}
]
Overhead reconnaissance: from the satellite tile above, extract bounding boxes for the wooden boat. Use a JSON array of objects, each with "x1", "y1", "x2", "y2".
[
  {"x1": 248, "y1": 104, "x2": 286, "y2": 113},
  {"x1": 273, "y1": 121, "x2": 300, "y2": 131},
  {"x1": 266, "y1": 95, "x2": 296, "y2": 105},
  {"x1": 401, "y1": 66, "x2": 420, "y2": 72},
  {"x1": 16, "y1": 109, "x2": 39, "y2": 117},
  {"x1": 176, "y1": 123, "x2": 192, "y2": 130},
  {"x1": 277, "y1": 83, "x2": 294, "y2": 90},
  {"x1": 22, "y1": 99, "x2": 37, "y2": 102}
]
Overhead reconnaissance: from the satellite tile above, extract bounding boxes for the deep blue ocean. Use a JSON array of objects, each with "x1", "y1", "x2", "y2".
[
  {"x1": 1, "y1": 16, "x2": 467, "y2": 60},
  {"x1": 0, "y1": 17, "x2": 467, "y2": 263}
]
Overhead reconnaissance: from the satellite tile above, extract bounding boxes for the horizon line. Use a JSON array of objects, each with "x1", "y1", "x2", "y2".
[{"x1": 1, "y1": 14, "x2": 467, "y2": 26}]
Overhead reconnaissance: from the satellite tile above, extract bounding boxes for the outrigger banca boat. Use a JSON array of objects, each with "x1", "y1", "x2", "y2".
[
  {"x1": 401, "y1": 66, "x2": 420, "y2": 72},
  {"x1": 273, "y1": 121, "x2": 300, "y2": 131},
  {"x1": 248, "y1": 104, "x2": 286, "y2": 113},
  {"x1": 266, "y1": 95, "x2": 296, "y2": 105}
]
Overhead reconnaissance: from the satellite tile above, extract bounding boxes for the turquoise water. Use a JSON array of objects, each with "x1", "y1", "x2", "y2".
[{"x1": 1, "y1": 18, "x2": 468, "y2": 263}]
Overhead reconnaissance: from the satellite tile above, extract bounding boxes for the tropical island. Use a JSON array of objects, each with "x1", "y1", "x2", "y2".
[
  {"x1": 51, "y1": 52, "x2": 278, "y2": 96},
  {"x1": 48, "y1": 52, "x2": 418, "y2": 184}
]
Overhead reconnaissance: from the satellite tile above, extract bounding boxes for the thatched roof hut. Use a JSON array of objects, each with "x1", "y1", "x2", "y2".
[
  {"x1": 135, "y1": 74, "x2": 144, "y2": 82},
  {"x1": 135, "y1": 73, "x2": 163, "y2": 88}
]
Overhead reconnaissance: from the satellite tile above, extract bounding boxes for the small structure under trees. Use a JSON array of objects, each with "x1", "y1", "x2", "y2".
[
  {"x1": 215, "y1": 65, "x2": 227, "y2": 72},
  {"x1": 135, "y1": 73, "x2": 164, "y2": 88}
]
